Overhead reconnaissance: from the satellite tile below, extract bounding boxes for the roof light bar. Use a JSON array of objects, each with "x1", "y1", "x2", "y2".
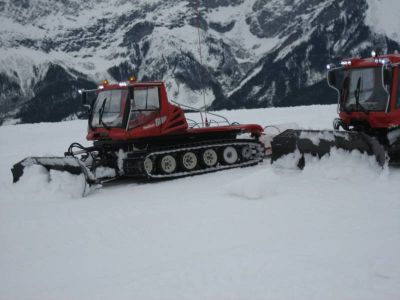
[
  {"x1": 340, "y1": 60, "x2": 352, "y2": 66},
  {"x1": 374, "y1": 58, "x2": 390, "y2": 64},
  {"x1": 381, "y1": 58, "x2": 390, "y2": 64}
]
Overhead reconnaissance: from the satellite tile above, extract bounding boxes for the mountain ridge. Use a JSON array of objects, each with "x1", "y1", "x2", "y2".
[{"x1": 0, "y1": 0, "x2": 399, "y2": 124}]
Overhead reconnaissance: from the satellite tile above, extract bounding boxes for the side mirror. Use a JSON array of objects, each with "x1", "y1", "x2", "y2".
[
  {"x1": 327, "y1": 70, "x2": 336, "y2": 87},
  {"x1": 80, "y1": 91, "x2": 90, "y2": 108}
]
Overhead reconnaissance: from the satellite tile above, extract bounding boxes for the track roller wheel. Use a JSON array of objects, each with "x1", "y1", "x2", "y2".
[
  {"x1": 222, "y1": 146, "x2": 238, "y2": 164},
  {"x1": 241, "y1": 145, "x2": 252, "y2": 160},
  {"x1": 202, "y1": 148, "x2": 218, "y2": 167},
  {"x1": 143, "y1": 157, "x2": 154, "y2": 175},
  {"x1": 159, "y1": 154, "x2": 177, "y2": 174},
  {"x1": 181, "y1": 151, "x2": 198, "y2": 171}
]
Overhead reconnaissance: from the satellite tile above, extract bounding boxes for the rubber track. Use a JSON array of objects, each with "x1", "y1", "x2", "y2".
[{"x1": 142, "y1": 139, "x2": 264, "y2": 179}]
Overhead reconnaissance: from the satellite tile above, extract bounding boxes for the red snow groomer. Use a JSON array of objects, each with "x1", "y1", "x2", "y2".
[
  {"x1": 271, "y1": 51, "x2": 400, "y2": 167},
  {"x1": 12, "y1": 78, "x2": 264, "y2": 194}
]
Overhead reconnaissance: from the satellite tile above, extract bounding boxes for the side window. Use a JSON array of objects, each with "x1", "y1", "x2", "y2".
[
  {"x1": 133, "y1": 87, "x2": 159, "y2": 110},
  {"x1": 133, "y1": 89, "x2": 147, "y2": 109},
  {"x1": 128, "y1": 87, "x2": 160, "y2": 129},
  {"x1": 147, "y1": 87, "x2": 159, "y2": 109}
]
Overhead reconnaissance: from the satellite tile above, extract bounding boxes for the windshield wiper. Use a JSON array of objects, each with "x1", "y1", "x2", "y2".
[
  {"x1": 98, "y1": 98, "x2": 110, "y2": 129},
  {"x1": 354, "y1": 78, "x2": 368, "y2": 113}
]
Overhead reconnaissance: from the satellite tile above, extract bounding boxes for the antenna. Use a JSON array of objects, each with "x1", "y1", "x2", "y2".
[{"x1": 195, "y1": 0, "x2": 208, "y2": 126}]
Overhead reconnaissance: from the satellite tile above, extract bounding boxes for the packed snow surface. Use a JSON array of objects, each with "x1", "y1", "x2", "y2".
[{"x1": 0, "y1": 105, "x2": 399, "y2": 300}]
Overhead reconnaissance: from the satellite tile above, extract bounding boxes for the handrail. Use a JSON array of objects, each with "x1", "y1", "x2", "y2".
[
  {"x1": 206, "y1": 110, "x2": 230, "y2": 125},
  {"x1": 186, "y1": 118, "x2": 201, "y2": 128},
  {"x1": 170, "y1": 100, "x2": 205, "y2": 126},
  {"x1": 170, "y1": 100, "x2": 230, "y2": 126},
  {"x1": 170, "y1": 99, "x2": 200, "y2": 111}
]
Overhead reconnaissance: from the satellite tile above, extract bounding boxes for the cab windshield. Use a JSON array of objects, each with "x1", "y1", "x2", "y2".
[
  {"x1": 90, "y1": 86, "x2": 160, "y2": 129},
  {"x1": 340, "y1": 67, "x2": 388, "y2": 112},
  {"x1": 91, "y1": 89, "x2": 128, "y2": 128}
]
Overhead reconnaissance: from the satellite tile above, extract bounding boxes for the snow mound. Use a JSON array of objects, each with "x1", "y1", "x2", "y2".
[
  {"x1": 299, "y1": 131, "x2": 335, "y2": 145},
  {"x1": 14, "y1": 165, "x2": 86, "y2": 200},
  {"x1": 226, "y1": 148, "x2": 388, "y2": 202},
  {"x1": 272, "y1": 149, "x2": 304, "y2": 169},
  {"x1": 273, "y1": 147, "x2": 388, "y2": 182},
  {"x1": 225, "y1": 168, "x2": 281, "y2": 200},
  {"x1": 302, "y1": 148, "x2": 388, "y2": 182}
]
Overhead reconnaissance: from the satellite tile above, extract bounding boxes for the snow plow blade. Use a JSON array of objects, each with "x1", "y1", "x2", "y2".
[
  {"x1": 11, "y1": 157, "x2": 93, "y2": 185},
  {"x1": 271, "y1": 129, "x2": 387, "y2": 167}
]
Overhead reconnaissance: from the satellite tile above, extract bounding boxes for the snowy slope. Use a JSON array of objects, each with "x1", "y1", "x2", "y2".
[
  {"x1": 366, "y1": 0, "x2": 400, "y2": 43},
  {"x1": 0, "y1": 105, "x2": 400, "y2": 299}
]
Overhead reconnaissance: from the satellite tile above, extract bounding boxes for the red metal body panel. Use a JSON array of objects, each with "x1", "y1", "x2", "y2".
[
  {"x1": 338, "y1": 54, "x2": 400, "y2": 129},
  {"x1": 86, "y1": 81, "x2": 263, "y2": 141}
]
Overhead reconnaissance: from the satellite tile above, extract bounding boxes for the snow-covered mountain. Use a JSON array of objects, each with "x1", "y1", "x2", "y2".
[{"x1": 0, "y1": 0, "x2": 399, "y2": 124}]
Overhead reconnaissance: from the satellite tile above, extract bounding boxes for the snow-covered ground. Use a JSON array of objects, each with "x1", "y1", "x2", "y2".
[{"x1": 0, "y1": 105, "x2": 399, "y2": 300}]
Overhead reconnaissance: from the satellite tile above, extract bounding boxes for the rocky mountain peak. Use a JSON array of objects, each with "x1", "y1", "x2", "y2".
[{"x1": 0, "y1": 0, "x2": 399, "y2": 124}]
